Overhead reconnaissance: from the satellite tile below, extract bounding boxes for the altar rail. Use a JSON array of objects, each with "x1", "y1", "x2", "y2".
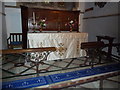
[
  {"x1": 0, "y1": 47, "x2": 56, "y2": 54},
  {"x1": 1, "y1": 47, "x2": 57, "y2": 78}
]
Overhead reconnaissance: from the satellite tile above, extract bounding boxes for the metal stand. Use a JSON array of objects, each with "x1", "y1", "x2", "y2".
[{"x1": 28, "y1": 51, "x2": 51, "y2": 76}]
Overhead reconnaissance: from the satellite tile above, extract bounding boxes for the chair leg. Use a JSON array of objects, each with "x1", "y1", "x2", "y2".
[
  {"x1": 84, "y1": 57, "x2": 88, "y2": 65},
  {"x1": 99, "y1": 79, "x2": 104, "y2": 90},
  {"x1": 79, "y1": 57, "x2": 89, "y2": 66},
  {"x1": 98, "y1": 55, "x2": 102, "y2": 64},
  {"x1": 89, "y1": 57, "x2": 94, "y2": 68},
  {"x1": 36, "y1": 63, "x2": 39, "y2": 77}
]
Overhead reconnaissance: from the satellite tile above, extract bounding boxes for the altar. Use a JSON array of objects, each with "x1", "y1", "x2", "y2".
[{"x1": 28, "y1": 32, "x2": 88, "y2": 61}]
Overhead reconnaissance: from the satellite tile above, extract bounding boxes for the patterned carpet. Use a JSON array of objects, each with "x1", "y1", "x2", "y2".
[{"x1": 1, "y1": 53, "x2": 120, "y2": 89}]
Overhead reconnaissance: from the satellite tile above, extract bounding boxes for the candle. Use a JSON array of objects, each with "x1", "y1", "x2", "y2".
[{"x1": 33, "y1": 12, "x2": 35, "y2": 24}]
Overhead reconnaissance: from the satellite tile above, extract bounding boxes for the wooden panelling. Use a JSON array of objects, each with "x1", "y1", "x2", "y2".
[
  {"x1": 28, "y1": 8, "x2": 80, "y2": 31},
  {"x1": 83, "y1": 13, "x2": 120, "y2": 19},
  {"x1": 21, "y1": 6, "x2": 28, "y2": 49},
  {"x1": 85, "y1": 7, "x2": 94, "y2": 12}
]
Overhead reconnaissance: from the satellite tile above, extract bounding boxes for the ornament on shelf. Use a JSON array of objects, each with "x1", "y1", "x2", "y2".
[
  {"x1": 65, "y1": 19, "x2": 78, "y2": 32},
  {"x1": 38, "y1": 18, "x2": 47, "y2": 31}
]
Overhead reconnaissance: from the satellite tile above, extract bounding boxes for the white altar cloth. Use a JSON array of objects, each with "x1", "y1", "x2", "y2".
[{"x1": 28, "y1": 32, "x2": 88, "y2": 61}]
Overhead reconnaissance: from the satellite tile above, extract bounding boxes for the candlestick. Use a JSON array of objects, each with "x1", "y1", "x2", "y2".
[{"x1": 33, "y1": 12, "x2": 35, "y2": 24}]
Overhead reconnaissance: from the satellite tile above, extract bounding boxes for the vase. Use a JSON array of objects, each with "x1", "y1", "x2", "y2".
[
  {"x1": 70, "y1": 27, "x2": 73, "y2": 32},
  {"x1": 39, "y1": 28, "x2": 42, "y2": 32},
  {"x1": 32, "y1": 28, "x2": 37, "y2": 33}
]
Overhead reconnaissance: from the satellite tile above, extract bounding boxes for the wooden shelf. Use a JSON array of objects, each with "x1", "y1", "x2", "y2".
[{"x1": 83, "y1": 13, "x2": 120, "y2": 19}]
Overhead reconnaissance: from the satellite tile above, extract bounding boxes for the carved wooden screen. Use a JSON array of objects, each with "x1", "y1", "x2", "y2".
[{"x1": 28, "y1": 8, "x2": 79, "y2": 32}]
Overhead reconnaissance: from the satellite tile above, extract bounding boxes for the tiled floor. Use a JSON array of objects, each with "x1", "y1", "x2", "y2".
[{"x1": 1, "y1": 54, "x2": 120, "y2": 89}]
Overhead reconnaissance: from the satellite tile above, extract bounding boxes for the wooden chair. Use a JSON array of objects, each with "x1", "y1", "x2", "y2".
[
  {"x1": 81, "y1": 41, "x2": 104, "y2": 68},
  {"x1": 96, "y1": 36, "x2": 120, "y2": 61},
  {"x1": 96, "y1": 36, "x2": 115, "y2": 60},
  {"x1": 7, "y1": 33, "x2": 23, "y2": 49}
]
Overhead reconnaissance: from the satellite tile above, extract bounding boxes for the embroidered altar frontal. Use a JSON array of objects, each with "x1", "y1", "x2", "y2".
[{"x1": 28, "y1": 32, "x2": 88, "y2": 60}]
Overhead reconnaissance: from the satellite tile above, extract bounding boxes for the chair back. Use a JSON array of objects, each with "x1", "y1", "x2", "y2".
[
  {"x1": 7, "y1": 33, "x2": 23, "y2": 49},
  {"x1": 9, "y1": 33, "x2": 22, "y2": 42},
  {"x1": 81, "y1": 41, "x2": 104, "y2": 49}
]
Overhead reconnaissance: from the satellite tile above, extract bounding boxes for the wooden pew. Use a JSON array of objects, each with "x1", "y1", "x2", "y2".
[
  {"x1": 81, "y1": 41, "x2": 105, "y2": 68},
  {"x1": 96, "y1": 36, "x2": 115, "y2": 60}
]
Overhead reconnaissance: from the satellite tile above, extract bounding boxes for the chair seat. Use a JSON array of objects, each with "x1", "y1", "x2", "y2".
[{"x1": 10, "y1": 41, "x2": 22, "y2": 45}]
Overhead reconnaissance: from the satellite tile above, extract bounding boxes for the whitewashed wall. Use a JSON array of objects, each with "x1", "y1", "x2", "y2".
[
  {"x1": 82, "y1": 2, "x2": 118, "y2": 42},
  {"x1": 0, "y1": 2, "x2": 22, "y2": 49},
  {"x1": 78, "y1": 2, "x2": 85, "y2": 32},
  {"x1": 118, "y1": 3, "x2": 120, "y2": 43},
  {"x1": 1, "y1": 2, "x2": 7, "y2": 49},
  {"x1": 5, "y1": 7, "x2": 22, "y2": 37},
  {"x1": 0, "y1": 2, "x2": 2, "y2": 50},
  {"x1": 81, "y1": 2, "x2": 119, "y2": 55},
  {"x1": 0, "y1": 2, "x2": 2, "y2": 90}
]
